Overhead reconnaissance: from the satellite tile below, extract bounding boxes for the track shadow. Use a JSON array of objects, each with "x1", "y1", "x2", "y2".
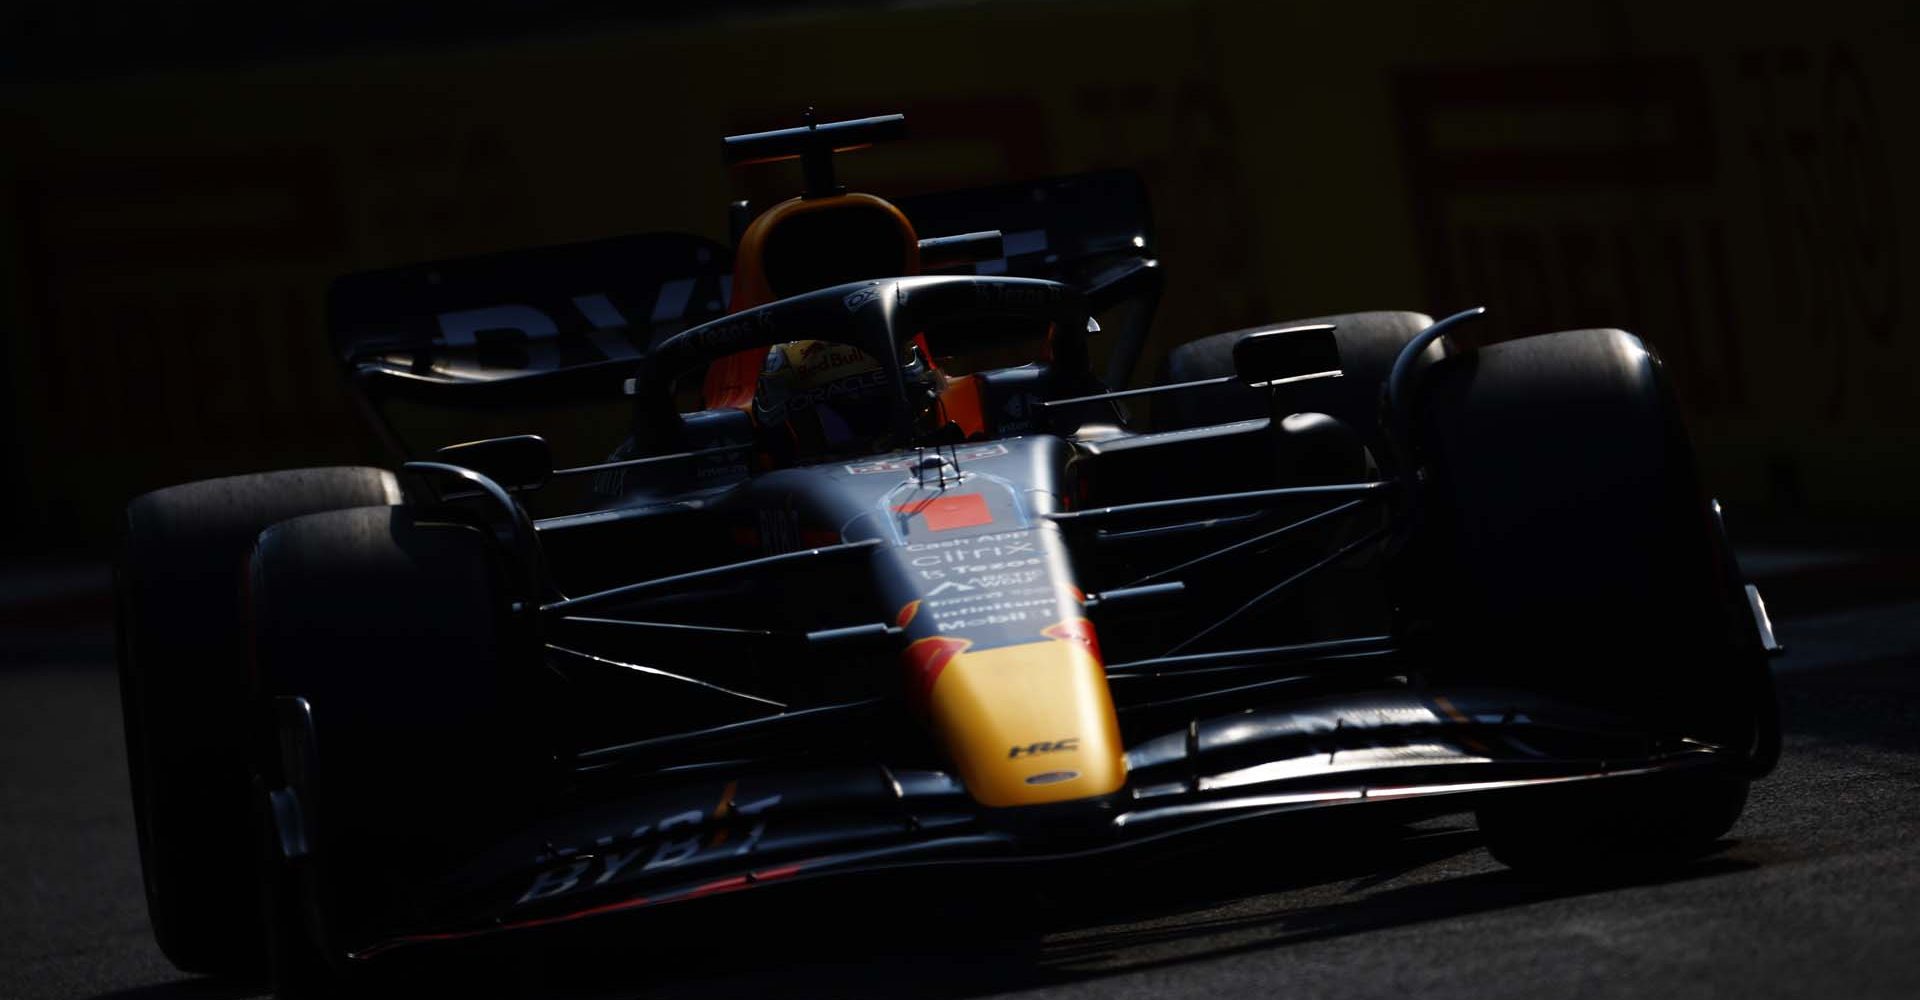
[
  {"x1": 85, "y1": 979, "x2": 261, "y2": 1000},
  {"x1": 1777, "y1": 657, "x2": 1920, "y2": 757},
  {"x1": 1038, "y1": 853, "x2": 1757, "y2": 978},
  {"x1": 490, "y1": 818, "x2": 1754, "y2": 1000}
]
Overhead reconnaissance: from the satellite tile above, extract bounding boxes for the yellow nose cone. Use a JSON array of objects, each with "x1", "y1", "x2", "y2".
[{"x1": 925, "y1": 638, "x2": 1127, "y2": 807}]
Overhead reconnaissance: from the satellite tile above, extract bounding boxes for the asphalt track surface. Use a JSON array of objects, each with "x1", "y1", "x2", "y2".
[{"x1": 5, "y1": 570, "x2": 1920, "y2": 999}]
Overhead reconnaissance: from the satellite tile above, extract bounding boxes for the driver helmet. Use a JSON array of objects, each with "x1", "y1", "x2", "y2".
[{"x1": 753, "y1": 338, "x2": 945, "y2": 459}]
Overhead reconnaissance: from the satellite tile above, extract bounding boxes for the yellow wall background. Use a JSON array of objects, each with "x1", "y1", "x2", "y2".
[{"x1": 3, "y1": 0, "x2": 1914, "y2": 547}]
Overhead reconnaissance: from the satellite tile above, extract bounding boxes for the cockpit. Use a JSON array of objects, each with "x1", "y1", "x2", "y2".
[{"x1": 689, "y1": 113, "x2": 1067, "y2": 466}]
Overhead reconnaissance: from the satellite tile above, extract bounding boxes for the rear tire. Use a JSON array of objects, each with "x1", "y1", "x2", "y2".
[
  {"x1": 1407, "y1": 329, "x2": 1773, "y2": 868},
  {"x1": 1158, "y1": 310, "x2": 1436, "y2": 442},
  {"x1": 116, "y1": 467, "x2": 400, "y2": 976}
]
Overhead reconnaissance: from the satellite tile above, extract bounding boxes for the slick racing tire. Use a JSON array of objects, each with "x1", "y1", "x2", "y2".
[
  {"x1": 248, "y1": 504, "x2": 528, "y2": 993},
  {"x1": 1407, "y1": 328, "x2": 1775, "y2": 868},
  {"x1": 117, "y1": 467, "x2": 402, "y2": 977},
  {"x1": 1158, "y1": 310, "x2": 1436, "y2": 440}
]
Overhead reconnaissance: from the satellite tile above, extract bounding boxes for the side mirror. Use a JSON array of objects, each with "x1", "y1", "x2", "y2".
[
  {"x1": 435, "y1": 435, "x2": 552, "y2": 491},
  {"x1": 1233, "y1": 323, "x2": 1343, "y2": 389}
]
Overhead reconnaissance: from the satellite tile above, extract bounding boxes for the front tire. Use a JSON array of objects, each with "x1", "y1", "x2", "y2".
[
  {"x1": 248, "y1": 504, "x2": 529, "y2": 992},
  {"x1": 116, "y1": 467, "x2": 400, "y2": 976},
  {"x1": 1406, "y1": 329, "x2": 1774, "y2": 868}
]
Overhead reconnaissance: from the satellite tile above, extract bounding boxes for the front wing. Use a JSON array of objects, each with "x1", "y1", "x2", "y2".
[{"x1": 342, "y1": 685, "x2": 1744, "y2": 960}]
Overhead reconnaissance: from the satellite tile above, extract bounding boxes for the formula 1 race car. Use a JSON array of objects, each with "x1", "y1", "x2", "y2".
[{"x1": 116, "y1": 113, "x2": 1782, "y2": 992}]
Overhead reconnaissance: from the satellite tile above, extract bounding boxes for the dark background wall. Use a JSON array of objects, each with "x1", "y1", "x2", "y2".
[{"x1": 3, "y1": 0, "x2": 1914, "y2": 558}]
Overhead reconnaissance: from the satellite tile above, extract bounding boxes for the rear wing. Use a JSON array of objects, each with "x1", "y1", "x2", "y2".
[
  {"x1": 898, "y1": 170, "x2": 1160, "y2": 384},
  {"x1": 327, "y1": 231, "x2": 734, "y2": 387},
  {"x1": 897, "y1": 169, "x2": 1152, "y2": 284},
  {"x1": 325, "y1": 170, "x2": 1159, "y2": 454}
]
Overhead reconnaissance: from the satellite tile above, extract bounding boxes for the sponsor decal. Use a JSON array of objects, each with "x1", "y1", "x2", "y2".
[
  {"x1": 756, "y1": 509, "x2": 799, "y2": 554},
  {"x1": 926, "y1": 591, "x2": 1062, "y2": 631},
  {"x1": 894, "y1": 492, "x2": 994, "y2": 532},
  {"x1": 903, "y1": 528, "x2": 1029, "y2": 551},
  {"x1": 970, "y1": 281, "x2": 1051, "y2": 311},
  {"x1": 905, "y1": 536, "x2": 1035, "y2": 566},
  {"x1": 897, "y1": 527, "x2": 1079, "y2": 645},
  {"x1": 935, "y1": 609, "x2": 1039, "y2": 632},
  {"x1": 917, "y1": 561, "x2": 1044, "y2": 582},
  {"x1": 756, "y1": 365, "x2": 891, "y2": 423},
  {"x1": 1009, "y1": 738, "x2": 1080, "y2": 759},
  {"x1": 915, "y1": 559, "x2": 1044, "y2": 580},
  {"x1": 925, "y1": 584, "x2": 1052, "y2": 608},
  {"x1": 789, "y1": 340, "x2": 874, "y2": 379},
  {"x1": 515, "y1": 790, "x2": 782, "y2": 905},
  {"x1": 963, "y1": 569, "x2": 1046, "y2": 589},
  {"x1": 687, "y1": 310, "x2": 777, "y2": 354}
]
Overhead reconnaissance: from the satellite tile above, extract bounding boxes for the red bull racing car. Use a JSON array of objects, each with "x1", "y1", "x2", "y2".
[{"x1": 116, "y1": 113, "x2": 1783, "y2": 992}]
